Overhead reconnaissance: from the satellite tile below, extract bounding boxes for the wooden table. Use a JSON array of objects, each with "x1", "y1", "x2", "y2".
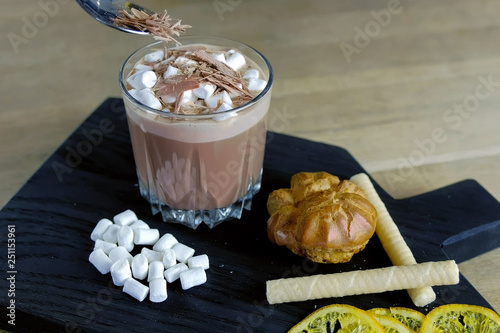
[{"x1": 1, "y1": 0, "x2": 499, "y2": 327}]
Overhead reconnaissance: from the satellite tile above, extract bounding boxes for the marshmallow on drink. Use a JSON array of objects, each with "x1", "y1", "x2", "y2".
[
  {"x1": 163, "y1": 65, "x2": 180, "y2": 79},
  {"x1": 247, "y1": 78, "x2": 267, "y2": 92},
  {"x1": 205, "y1": 91, "x2": 232, "y2": 109},
  {"x1": 153, "y1": 233, "x2": 178, "y2": 252},
  {"x1": 94, "y1": 239, "x2": 117, "y2": 255},
  {"x1": 131, "y1": 253, "x2": 149, "y2": 280},
  {"x1": 117, "y1": 225, "x2": 134, "y2": 252},
  {"x1": 243, "y1": 68, "x2": 260, "y2": 80},
  {"x1": 91, "y1": 218, "x2": 112, "y2": 241},
  {"x1": 180, "y1": 267, "x2": 207, "y2": 290},
  {"x1": 123, "y1": 278, "x2": 149, "y2": 302},
  {"x1": 127, "y1": 70, "x2": 157, "y2": 89},
  {"x1": 149, "y1": 278, "x2": 168, "y2": 303},
  {"x1": 89, "y1": 248, "x2": 114, "y2": 274},
  {"x1": 133, "y1": 88, "x2": 162, "y2": 110},
  {"x1": 172, "y1": 243, "x2": 195, "y2": 263},
  {"x1": 113, "y1": 209, "x2": 138, "y2": 226},
  {"x1": 134, "y1": 228, "x2": 160, "y2": 245},
  {"x1": 193, "y1": 83, "x2": 216, "y2": 99},
  {"x1": 147, "y1": 261, "x2": 165, "y2": 282},
  {"x1": 225, "y1": 51, "x2": 246, "y2": 71},
  {"x1": 110, "y1": 259, "x2": 132, "y2": 286},
  {"x1": 108, "y1": 246, "x2": 133, "y2": 264},
  {"x1": 164, "y1": 263, "x2": 189, "y2": 283},
  {"x1": 143, "y1": 50, "x2": 164, "y2": 62}
]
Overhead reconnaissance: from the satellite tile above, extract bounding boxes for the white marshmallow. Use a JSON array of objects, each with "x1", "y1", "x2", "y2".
[
  {"x1": 108, "y1": 246, "x2": 133, "y2": 264},
  {"x1": 135, "y1": 63, "x2": 153, "y2": 71},
  {"x1": 247, "y1": 78, "x2": 267, "y2": 92},
  {"x1": 128, "y1": 89, "x2": 140, "y2": 101},
  {"x1": 213, "y1": 53, "x2": 226, "y2": 63},
  {"x1": 163, "y1": 65, "x2": 180, "y2": 79},
  {"x1": 91, "y1": 218, "x2": 113, "y2": 241},
  {"x1": 129, "y1": 220, "x2": 150, "y2": 231},
  {"x1": 123, "y1": 278, "x2": 149, "y2": 302},
  {"x1": 243, "y1": 68, "x2": 260, "y2": 79},
  {"x1": 213, "y1": 111, "x2": 237, "y2": 122},
  {"x1": 180, "y1": 90, "x2": 198, "y2": 105},
  {"x1": 187, "y1": 254, "x2": 210, "y2": 270},
  {"x1": 131, "y1": 253, "x2": 148, "y2": 280},
  {"x1": 94, "y1": 239, "x2": 117, "y2": 255},
  {"x1": 205, "y1": 91, "x2": 232, "y2": 109},
  {"x1": 102, "y1": 224, "x2": 121, "y2": 243},
  {"x1": 143, "y1": 50, "x2": 164, "y2": 62},
  {"x1": 164, "y1": 263, "x2": 189, "y2": 283},
  {"x1": 141, "y1": 247, "x2": 164, "y2": 263},
  {"x1": 117, "y1": 226, "x2": 134, "y2": 252},
  {"x1": 216, "y1": 102, "x2": 233, "y2": 112},
  {"x1": 127, "y1": 70, "x2": 158, "y2": 89},
  {"x1": 113, "y1": 209, "x2": 137, "y2": 226},
  {"x1": 110, "y1": 259, "x2": 132, "y2": 286},
  {"x1": 153, "y1": 233, "x2": 178, "y2": 252},
  {"x1": 180, "y1": 267, "x2": 207, "y2": 290},
  {"x1": 193, "y1": 83, "x2": 216, "y2": 99},
  {"x1": 172, "y1": 243, "x2": 195, "y2": 263},
  {"x1": 174, "y1": 56, "x2": 197, "y2": 67},
  {"x1": 147, "y1": 261, "x2": 165, "y2": 282},
  {"x1": 134, "y1": 228, "x2": 160, "y2": 245},
  {"x1": 226, "y1": 52, "x2": 246, "y2": 71},
  {"x1": 160, "y1": 95, "x2": 177, "y2": 104},
  {"x1": 135, "y1": 88, "x2": 162, "y2": 110},
  {"x1": 162, "y1": 248, "x2": 177, "y2": 269},
  {"x1": 149, "y1": 278, "x2": 168, "y2": 303},
  {"x1": 89, "y1": 248, "x2": 114, "y2": 274}
]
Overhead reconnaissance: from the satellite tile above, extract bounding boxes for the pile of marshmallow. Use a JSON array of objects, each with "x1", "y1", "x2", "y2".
[
  {"x1": 126, "y1": 48, "x2": 268, "y2": 114},
  {"x1": 88, "y1": 210, "x2": 209, "y2": 302}
]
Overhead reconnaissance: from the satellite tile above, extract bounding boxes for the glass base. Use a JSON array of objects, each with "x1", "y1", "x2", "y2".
[{"x1": 139, "y1": 171, "x2": 262, "y2": 229}]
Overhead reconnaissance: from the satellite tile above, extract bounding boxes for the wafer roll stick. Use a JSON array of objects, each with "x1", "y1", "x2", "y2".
[
  {"x1": 350, "y1": 173, "x2": 437, "y2": 306},
  {"x1": 266, "y1": 260, "x2": 459, "y2": 305}
]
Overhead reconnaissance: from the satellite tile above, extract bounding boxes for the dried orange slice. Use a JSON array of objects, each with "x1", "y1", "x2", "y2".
[
  {"x1": 288, "y1": 304, "x2": 385, "y2": 333},
  {"x1": 420, "y1": 303, "x2": 500, "y2": 332},
  {"x1": 371, "y1": 313, "x2": 414, "y2": 333},
  {"x1": 368, "y1": 307, "x2": 424, "y2": 332}
]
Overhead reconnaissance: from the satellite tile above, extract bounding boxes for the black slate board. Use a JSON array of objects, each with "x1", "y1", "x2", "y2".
[{"x1": 1, "y1": 98, "x2": 500, "y2": 333}]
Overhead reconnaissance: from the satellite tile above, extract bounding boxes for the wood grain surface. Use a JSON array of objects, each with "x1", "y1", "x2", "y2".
[{"x1": 1, "y1": 0, "x2": 499, "y2": 328}]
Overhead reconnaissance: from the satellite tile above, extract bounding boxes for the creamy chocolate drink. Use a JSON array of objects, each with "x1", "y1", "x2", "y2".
[{"x1": 120, "y1": 36, "x2": 273, "y2": 228}]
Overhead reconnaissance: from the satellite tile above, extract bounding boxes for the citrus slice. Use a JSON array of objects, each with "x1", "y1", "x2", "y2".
[
  {"x1": 288, "y1": 304, "x2": 385, "y2": 333},
  {"x1": 420, "y1": 303, "x2": 500, "y2": 332},
  {"x1": 368, "y1": 307, "x2": 424, "y2": 332},
  {"x1": 371, "y1": 314, "x2": 414, "y2": 333}
]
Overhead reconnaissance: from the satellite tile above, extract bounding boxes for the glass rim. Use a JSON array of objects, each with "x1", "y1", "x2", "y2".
[{"x1": 119, "y1": 36, "x2": 274, "y2": 119}]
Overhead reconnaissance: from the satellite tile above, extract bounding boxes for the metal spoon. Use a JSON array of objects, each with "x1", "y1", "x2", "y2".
[{"x1": 75, "y1": 0, "x2": 153, "y2": 34}]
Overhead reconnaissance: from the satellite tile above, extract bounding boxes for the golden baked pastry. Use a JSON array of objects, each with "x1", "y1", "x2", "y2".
[{"x1": 266, "y1": 172, "x2": 377, "y2": 263}]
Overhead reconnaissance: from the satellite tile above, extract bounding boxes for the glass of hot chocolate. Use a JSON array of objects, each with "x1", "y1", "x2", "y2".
[{"x1": 119, "y1": 36, "x2": 273, "y2": 229}]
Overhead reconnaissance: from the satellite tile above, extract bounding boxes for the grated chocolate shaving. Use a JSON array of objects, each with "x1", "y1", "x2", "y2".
[{"x1": 112, "y1": 9, "x2": 191, "y2": 45}]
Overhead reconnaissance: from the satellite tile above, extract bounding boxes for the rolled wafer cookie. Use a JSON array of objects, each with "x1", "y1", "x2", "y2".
[
  {"x1": 266, "y1": 260, "x2": 459, "y2": 305},
  {"x1": 350, "y1": 173, "x2": 436, "y2": 307}
]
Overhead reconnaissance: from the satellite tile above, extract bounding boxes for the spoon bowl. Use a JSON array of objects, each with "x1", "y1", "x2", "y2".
[{"x1": 75, "y1": 0, "x2": 154, "y2": 34}]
